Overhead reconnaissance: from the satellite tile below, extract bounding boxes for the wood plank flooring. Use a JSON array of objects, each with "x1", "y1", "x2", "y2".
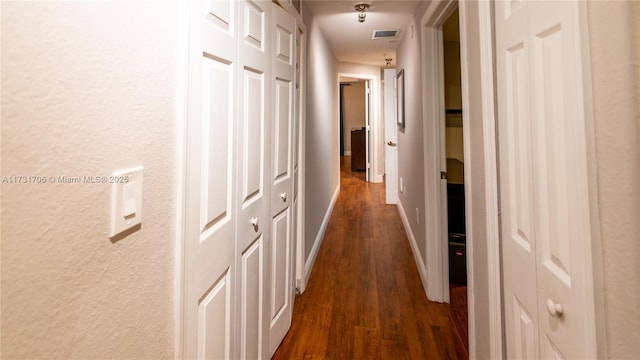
[{"x1": 272, "y1": 156, "x2": 469, "y2": 359}]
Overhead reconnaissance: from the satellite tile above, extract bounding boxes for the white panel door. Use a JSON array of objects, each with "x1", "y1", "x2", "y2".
[
  {"x1": 236, "y1": 1, "x2": 271, "y2": 359},
  {"x1": 184, "y1": 0, "x2": 238, "y2": 358},
  {"x1": 383, "y1": 69, "x2": 398, "y2": 204},
  {"x1": 269, "y1": 3, "x2": 296, "y2": 356},
  {"x1": 496, "y1": 1, "x2": 597, "y2": 358}
]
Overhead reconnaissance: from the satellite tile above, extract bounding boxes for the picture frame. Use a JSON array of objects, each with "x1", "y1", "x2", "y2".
[{"x1": 396, "y1": 69, "x2": 405, "y2": 128}]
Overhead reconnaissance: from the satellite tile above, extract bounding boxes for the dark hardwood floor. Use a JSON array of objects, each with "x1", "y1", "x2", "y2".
[{"x1": 272, "y1": 156, "x2": 469, "y2": 359}]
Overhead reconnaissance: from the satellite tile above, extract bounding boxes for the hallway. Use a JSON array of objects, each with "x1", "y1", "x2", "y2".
[{"x1": 272, "y1": 157, "x2": 468, "y2": 359}]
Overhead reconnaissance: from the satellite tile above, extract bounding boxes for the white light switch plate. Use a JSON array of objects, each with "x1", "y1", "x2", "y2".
[{"x1": 110, "y1": 166, "x2": 143, "y2": 238}]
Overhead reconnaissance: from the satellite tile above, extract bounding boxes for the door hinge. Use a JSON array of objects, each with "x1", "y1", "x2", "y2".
[{"x1": 441, "y1": 171, "x2": 448, "y2": 180}]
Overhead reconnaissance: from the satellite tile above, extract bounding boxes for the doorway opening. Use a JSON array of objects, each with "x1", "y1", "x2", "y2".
[
  {"x1": 339, "y1": 76, "x2": 371, "y2": 182},
  {"x1": 441, "y1": 8, "x2": 468, "y2": 338}
]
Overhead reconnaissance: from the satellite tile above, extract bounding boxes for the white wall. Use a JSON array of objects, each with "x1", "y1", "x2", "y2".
[
  {"x1": 337, "y1": 62, "x2": 385, "y2": 183},
  {"x1": 1, "y1": 1, "x2": 183, "y2": 358},
  {"x1": 302, "y1": 3, "x2": 340, "y2": 260},
  {"x1": 396, "y1": 15, "x2": 428, "y2": 266},
  {"x1": 587, "y1": 1, "x2": 640, "y2": 357}
]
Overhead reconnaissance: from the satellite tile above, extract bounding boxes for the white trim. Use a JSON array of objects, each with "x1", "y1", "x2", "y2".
[
  {"x1": 301, "y1": 185, "x2": 340, "y2": 292},
  {"x1": 344, "y1": 150, "x2": 352, "y2": 156},
  {"x1": 371, "y1": 174, "x2": 384, "y2": 183},
  {"x1": 420, "y1": 0, "x2": 457, "y2": 305},
  {"x1": 295, "y1": 20, "x2": 308, "y2": 296},
  {"x1": 576, "y1": 2, "x2": 607, "y2": 357},
  {"x1": 459, "y1": 1, "x2": 503, "y2": 359},
  {"x1": 478, "y1": 1, "x2": 503, "y2": 357},
  {"x1": 397, "y1": 198, "x2": 429, "y2": 294}
]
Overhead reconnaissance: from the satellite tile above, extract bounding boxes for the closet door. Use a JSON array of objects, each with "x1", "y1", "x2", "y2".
[
  {"x1": 496, "y1": 1, "x2": 597, "y2": 358},
  {"x1": 184, "y1": 1, "x2": 272, "y2": 359},
  {"x1": 184, "y1": 0, "x2": 239, "y2": 358},
  {"x1": 269, "y1": 3, "x2": 296, "y2": 356},
  {"x1": 235, "y1": 1, "x2": 272, "y2": 359}
]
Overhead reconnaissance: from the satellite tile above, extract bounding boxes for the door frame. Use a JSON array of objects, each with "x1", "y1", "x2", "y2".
[
  {"x1": 420, "y1": 0, "x2": 502, "y2": 358},
  {"x1": 295, "y1": 21, "x2": 308, "y2": 294},
  {"x1": 419, "y1": 0, "x2": 458, "y2": 304},
  {"x1": 337, "y1": 72, "x2": 376, "y2": 182}
]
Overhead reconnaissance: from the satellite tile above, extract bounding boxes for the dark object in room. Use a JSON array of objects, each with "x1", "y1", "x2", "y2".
[
  {"x1": 448, "y1": 183, "x2": 467, "y2": 285},
  {"x1": 351, "y1": 128, "x2": 366, "y2": 171}
]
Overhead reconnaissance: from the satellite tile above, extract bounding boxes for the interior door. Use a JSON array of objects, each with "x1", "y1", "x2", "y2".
[
  {"x1": 269, "y1": 3, "x2": 296, "y2": 356},
  {"x1": 383, "y1": 68, "x2": 398, "y2": 204},
  {"x1": 184, "y1": 0, "x2": 239, "y2": 358},
  {"x1": 236, "y1": 1, "x2": 272, "y2": 359},
  {"x1": 496, "y1": 1, "x2": 597, "y2": 358}
]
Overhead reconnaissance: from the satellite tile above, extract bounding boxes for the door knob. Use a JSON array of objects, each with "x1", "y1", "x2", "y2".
[
  {"x1": 280, "y1": 192, "x2": 287, "y2": 202},
  {"x1": 546, "y1": 299, "x2": 563, "y2": 317},
  {"x1": 387, "y1": 141, "x2": 397, "y2": 147},
  {"x1": 250, "y1": 217, "x2": 259, "y2": 232}
]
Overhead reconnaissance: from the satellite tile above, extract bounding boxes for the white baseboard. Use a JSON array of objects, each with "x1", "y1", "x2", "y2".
[
  {"x1": 343, "y1": 151, "x2": 351, "y2": 156},
  {"x1": 301, "y1": 184, "x2": 340, "y2": 293},
  {"x1": 371, "y1": 173, "x2": 384, "y2": 183},
  {"x1": 397, "y1": 198, "x2": 429, "y2": 296}
]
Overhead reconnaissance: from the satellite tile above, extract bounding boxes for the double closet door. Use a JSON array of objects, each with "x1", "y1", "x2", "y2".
[
  {"x1": 496, "y1": 1, "x2": 598, "y2": 358},
  {"x1": 183, "y1": 1, "x2": 297, "y2": 358}
]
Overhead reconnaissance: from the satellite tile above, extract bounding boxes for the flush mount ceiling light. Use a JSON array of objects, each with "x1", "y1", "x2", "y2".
[{"x1": 355, "y1": 3, "x2": 369, "y2": 23}]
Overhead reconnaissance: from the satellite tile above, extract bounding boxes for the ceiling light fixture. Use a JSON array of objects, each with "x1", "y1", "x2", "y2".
[{"x1": 355, "y1": 3, "x2": 369, "y2": 23}]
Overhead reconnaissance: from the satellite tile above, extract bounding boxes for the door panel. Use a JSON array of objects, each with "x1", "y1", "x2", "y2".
[
  {"x1": 512, "y1": 296, "x2": 536, "y2": 359},
  {"x1": 201, "y1": 59, "x2": 233, "y2": 234},
  {"x1": 185, "y1": 0, "x2": 238, "y2": 358},
  {"x1": 269, "y1": 3, "x2": 296, "y2": 356},
  {"x1": 273, "y1": 79, "x2": 292, "y2": 184},
  {"x1": 236, "y1": 2, "x2": 271, "y2": 359},
  {"x1": 240, "y1": 69, "x2": 265, "y2": 205},
  {"x1": 241, "y1": 237, "x2": 264, "y2": 360},
  {"x1": 198, "y1": 271, "x2": 232, "y2": 359},
  {"x1": 497, "y1": 4, "x2": 539, "y2": 356},
  {"x1": 271, "y1": 209, "x2": 291, "y2": 323},
  {"x1": 496, "y1": 1, "x2": 596, "y2": 358},
  {"x1": 528, "y1": 2, "x2": 594, "y2": 357}
]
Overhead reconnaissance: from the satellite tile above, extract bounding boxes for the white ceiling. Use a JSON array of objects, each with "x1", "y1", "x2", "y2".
[{"x1": 305, "y1": 1, "x2": 421, "y2": 67}]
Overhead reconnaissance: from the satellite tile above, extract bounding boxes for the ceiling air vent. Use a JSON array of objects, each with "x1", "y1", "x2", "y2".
[{"x1": 372, "y1": 30, "x2": 400, "y2": 40}]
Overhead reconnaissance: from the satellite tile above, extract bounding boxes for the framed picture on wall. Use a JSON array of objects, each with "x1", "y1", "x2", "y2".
[{"x1": 396, "y1": 69, "x2": 405, "y2": 128}]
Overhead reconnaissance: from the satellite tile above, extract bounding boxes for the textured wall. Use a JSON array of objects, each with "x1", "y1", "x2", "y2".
[
  {"x1": 302, "y1": 3, "x2": 340, "y2": 260},
  {"x1": 1, "y1": 2, "x2": 183, "y2": 358},
  {"x1": 587, "y1": 1, "x2": 640, "y2": 357}
]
